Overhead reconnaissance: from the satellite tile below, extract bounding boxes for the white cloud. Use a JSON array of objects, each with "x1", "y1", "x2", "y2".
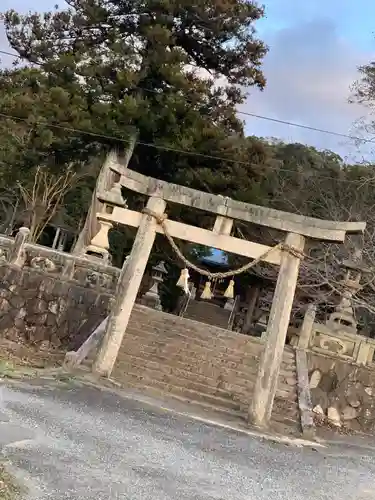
[{"x1": 242, "y1": 18, "x2": 375, "y2": 160}]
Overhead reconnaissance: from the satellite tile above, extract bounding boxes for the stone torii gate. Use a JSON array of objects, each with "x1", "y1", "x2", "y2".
[{"x1": 85, "y1": 152, "x2": 365, "y2": 427}]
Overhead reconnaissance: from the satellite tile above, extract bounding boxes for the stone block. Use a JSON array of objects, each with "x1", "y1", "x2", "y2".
[
  {"x1": 309, "y1": 369, "x2": 321, "y2": 389},
  {"x1": 327, "y1": 406, "x2": 341, "y2": 427},
  {"x1": 311, "y1": 387, "x2": 328, "y2": 411},
  {"x1": 312, "y1": 404, "x2": 324, "y2": 416},
  {"x1": 0, "y1": 298, "x2": 10, "y2": 313},
  {"x1": 342, "y1": 406, "x2": 358, "y2": 421},
  {"x1": 0, "y1": 314, "x2": 13, "y2": 330},
  {"x1": 365, "y1": 387, "x2": 373, "y2": 396},
  {"x1": 26, "y1": 313, "x2": 48, "y2": 326}
]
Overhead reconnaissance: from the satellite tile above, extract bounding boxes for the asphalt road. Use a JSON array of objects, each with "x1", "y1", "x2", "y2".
[{"x1": 0, "y1": 382, "x2": 374, "y2": 500}]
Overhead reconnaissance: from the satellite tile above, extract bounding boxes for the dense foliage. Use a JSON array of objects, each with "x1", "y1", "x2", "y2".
[{"x1": 0, "y1": 1, "x2": 375, "y2": 326}]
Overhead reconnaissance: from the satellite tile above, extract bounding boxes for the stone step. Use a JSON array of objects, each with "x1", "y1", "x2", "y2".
[
  {"x1": 118, "y1": 348, "x2": 261, "y2": 384},
  {"x1": 120, "y1": 340, "x2": 294, "y2": 381},
  {"x1": 118, "y1": 348, "x2": 259, "y2": 381},
  {"x1": 127, "y1": 320, "x2": 296, "y2": 362},
  {"x1": 121, "y1": 379, "x2": 248, "y2": 419},
  {"x1": 271, "y1": 412, "x2": 300, "y2": 426},
  {"x1": 279, "y1": 367, "x2": 297, "y2": 377},
  {"x1": 275, "y1": 388, "x2": 297, "y2": 401},
  {"x1": 129, "y1": 314, "x2": 256, "y2": 345},
  {"x1": 278, "y1": 374, "x2": 297, "y2": 387},
  {"x1": 121, "y1": 335, "x2": 261, "y2": 367},
  {"x1": 114, "y1": 366, "x2": 298, "y2": 425},
  {"x1": 114, "y1": 360, "x2": 247, "y2": 404},
  {"x1": 182, "y1": 316, "x2": 230, "y2": 329},
  {"x1": 116, "y1": 353, "x2": 254, "y2": 390},
  {"x1": 115, "y1": 356, "x2": 254, "y2": 395},
  {"x1": 117, "y1": 352, "x2": 296, "y2": 399},
  {"x1": 131, "y1": 309, "x2": 298, "y2": 356},
  {"x1": 184, "y1": 312, "x2": 229, "y2": 322},
  {"x1": 184, "y1": 308, "x2": 230, "y2": 319},
  {"x1": 114, "y1": 355, "x2": 297, "y2": 403},
  {"x1": 121, "y1": 377, "x2": 298, "y2": 427},
  {"x1": 185, "y1": 301, "x2": 231, "y2": 314},
  {"x1": 281, "y1": 348, "x2": 296, "y2": 361},
  {"x1": 273, "y1": 398, "x2": 299, "y2": 414},
  {"x1": 272, "y1": 399, "x2": 300, "y2": 422},
  {"x1": 126, "y1": 321, "x2": 263, "y2": 349},
  {"x1": 120, "y1": 342, "x2": 295, "y2": 385},
  {"x1": 118, "y1": 369, "x2": 244, "y2": 412},
  {"x1": 184, "y1": 305, "x2": 231, "y2": 317},
  {"x1": 123, "y1": 328, "x2": 293, "y2": 367},
  {"x1": 116, "y1": 352, "x2": 296, "y2": 393},
  {"x1": 183, "y1": 309, "x2": 230, "y2": 322}
]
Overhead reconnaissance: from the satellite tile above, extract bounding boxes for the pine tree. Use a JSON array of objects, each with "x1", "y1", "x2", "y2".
[{"x1": 4, "y1": 0, "x2": 268, "y2": 180}]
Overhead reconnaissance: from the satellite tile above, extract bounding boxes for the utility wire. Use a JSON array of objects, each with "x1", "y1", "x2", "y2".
[
  {"x1": 0, "y1": 48, "x2": 373, "y2": 145},
  {"x1": 0, "y1": 50, "x2": 375, "y2": 185},
  {"x1": 0, "y1": 109, "x2": 372, "y2": 185},
  {"x1": 1, "y1": 47, "x2": 374, "y2": 147}
]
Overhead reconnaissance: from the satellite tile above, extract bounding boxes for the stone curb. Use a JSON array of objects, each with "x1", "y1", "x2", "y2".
[
  {"x1": 65, "y1": 374, "x2": 325, "y2": 449},
  {"x1": 2, "y1": 373, "x2": 324, "y2": 449},
  {"x1": 316, "y1": 437, "x2": 375, "y2": 454},
  {"x1": 295, "y1": 349, "x2": 316, "y2": 439}
]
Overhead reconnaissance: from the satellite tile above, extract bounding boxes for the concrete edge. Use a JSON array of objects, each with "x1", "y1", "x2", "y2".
[
  {"x1": 2, "y1": 372, "x2": 323, "y2": 449},
  {"x1": 149, "y1": 405, "x2": 324, "y2": 449},
  {"x1": 295, "y1": 348, "x2": 316, "y2": 440},
  {"x1": 63, "y1": 319, "x2": 107, "y2": 369},
  {"x1": 66, "y1": 374, "x2": 325, "y2": 449},
  {"x1": 316, "y1": 438, "x2": 375, "y2": 454}
]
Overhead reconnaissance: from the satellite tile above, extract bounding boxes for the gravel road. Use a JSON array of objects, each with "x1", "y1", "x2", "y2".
[{"x1": 0, "y1": 382, "x2": 374, "y2": 499}]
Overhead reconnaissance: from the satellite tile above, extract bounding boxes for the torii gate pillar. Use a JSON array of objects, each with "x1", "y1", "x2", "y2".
[
  {"x1": 249, "y1": 232, "x2": 305, "y2": 427},
  {"x1": 93, "y1": 196, "x2": 166, "y2": 377}
]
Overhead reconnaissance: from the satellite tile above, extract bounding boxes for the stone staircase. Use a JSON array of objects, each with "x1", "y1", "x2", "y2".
[
  {"x1": 110, "y1": 305, "x2": 300, "y2": 429},
  {"x1": 182, "y1": 300, "x2": 231, "y2": 329}
]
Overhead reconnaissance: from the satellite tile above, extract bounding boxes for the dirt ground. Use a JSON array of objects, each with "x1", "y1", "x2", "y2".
[
  {"x1": 0, "y1": 340, "x2": 64, "y2": 378},
  {"x1": 0, "y1": 464, "x2": 21, "y2": 500}
]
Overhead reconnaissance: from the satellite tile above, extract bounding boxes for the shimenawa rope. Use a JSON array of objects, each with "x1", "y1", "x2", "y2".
[{"x1": 142, "y1": 208, "x2": 304, "y2": 279}]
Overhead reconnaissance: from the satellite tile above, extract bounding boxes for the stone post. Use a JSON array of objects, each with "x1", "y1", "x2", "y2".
[
  {"x1": 356, "y1": 341, "x2": 372, "y2": 366},
  {"x1": 8, "y1": 227, "x2": 30, "y2": 267},
  {"x1": 298, "y1": 304, "x2": 316, "y2": 349},
  {"x1": 61, "y1": 258, "x2": 76, "y2": 280},
  {"x1": 243, "y1": 285, "x2": 260, "y2": 334},
  {"x1": 249, "y1": 232, "x2": 305, "y2": 428},
  {"x1": 93, "y1": 196, "x2": 166, "y2": 377}
]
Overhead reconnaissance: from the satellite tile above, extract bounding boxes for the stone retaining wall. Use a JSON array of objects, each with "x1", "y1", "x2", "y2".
[
  {"x1": 0, "y1": 230, "x2": 119, "y2": 349},
  {"x1": 308, "y1": 352, "x2": 375, "y2": 433},
  {"x1": 0, "y1": 264, "x2": 112, "y2": 349}
]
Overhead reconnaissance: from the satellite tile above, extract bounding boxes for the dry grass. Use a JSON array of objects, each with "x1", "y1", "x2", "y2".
[
  {"x1": 0, "y1": 339, "x2": 64, "y2": 379},
  {"x1": 0, "y1": 464, "x2": 20, "y2": 500}
]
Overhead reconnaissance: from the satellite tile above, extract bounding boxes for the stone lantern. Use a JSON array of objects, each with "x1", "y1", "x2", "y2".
[
  {"x1": 327, "y1": 258, "x2": 370, "y2": 334},
  {"x1": 143, "y1": 261, "x2": 168, "y2": 311}
]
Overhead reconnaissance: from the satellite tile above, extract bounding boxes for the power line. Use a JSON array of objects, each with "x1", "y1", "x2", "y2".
[
  {"x1": 0, "y1": 110, "x2": 252, "y2": 165},
  {"x1": 0, "y1": 49, "x2": 18, "y2": 59},
  {"x1": 115, "y1": 84, "x2": 375, "y2": 145},
  {"x1": 0, "y1": 109, "x2": 372, "y2": 185},
  {"x1": 0, "y1": 48, "x2": 373, "y2": 145},
  {"x1": 237, "y1": 112, "x2": 371, "y2": 144},
  {"x1": 0, "y1": 49, "x2": 374, "y2": 184}
]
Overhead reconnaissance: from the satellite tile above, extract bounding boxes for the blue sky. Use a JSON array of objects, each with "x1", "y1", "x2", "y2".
[
  {"x1": 242, "y1": 0, "x2": 375, "y2": 160},
  {"x1": 1, "y1": 1, "x2": 375, "y2": 160}
]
